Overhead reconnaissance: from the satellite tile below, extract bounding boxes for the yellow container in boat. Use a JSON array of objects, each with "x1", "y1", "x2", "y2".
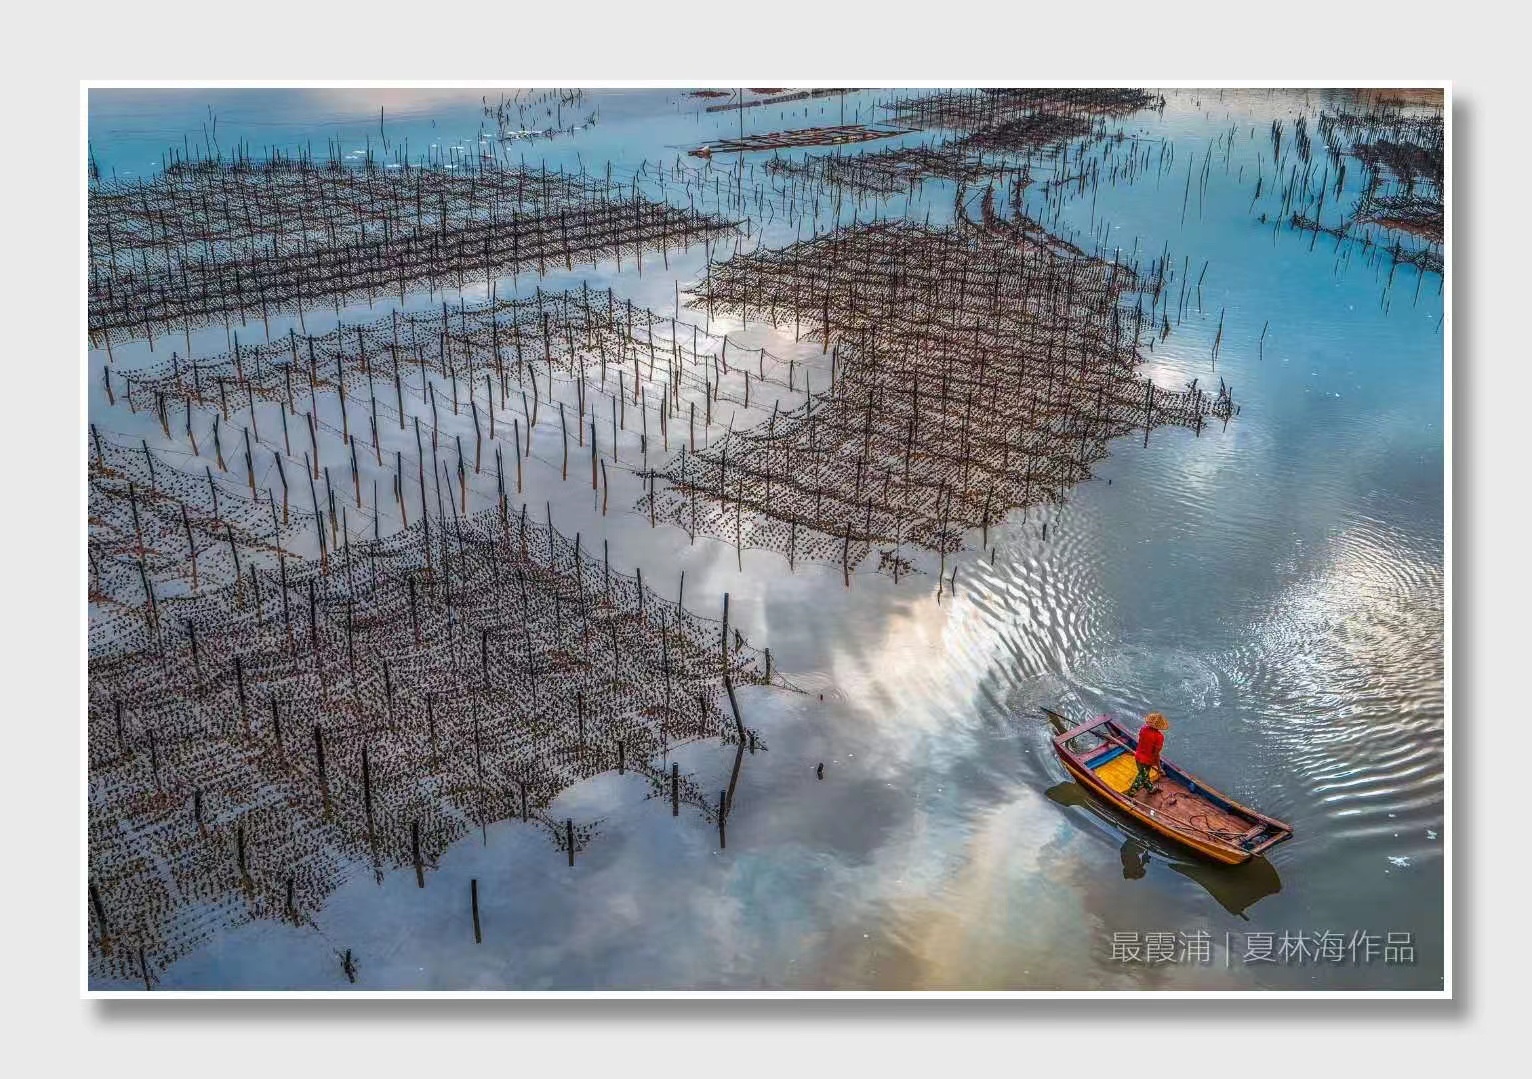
[{"x1": 1095, "y1": 753, "x2": 1159, "y2": 793}]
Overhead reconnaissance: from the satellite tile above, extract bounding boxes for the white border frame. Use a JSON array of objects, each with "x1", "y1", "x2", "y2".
[{"x1": 78, "y1": 78, "x2": 1452, "y2": 1000}]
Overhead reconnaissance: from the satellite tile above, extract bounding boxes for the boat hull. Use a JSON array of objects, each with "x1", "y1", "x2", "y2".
[{"x1": 1058, "y1": 756, "x2": 1251, "y2": 864}]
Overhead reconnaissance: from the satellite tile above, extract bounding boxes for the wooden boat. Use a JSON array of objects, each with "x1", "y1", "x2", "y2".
[{"x1": 1045, "y1": 708, "x2": 1293, "y2": 865}]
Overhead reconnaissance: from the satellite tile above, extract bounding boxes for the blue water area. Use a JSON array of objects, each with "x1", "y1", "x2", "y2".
[{"x1": 86, "y1": 87, "x2": 1443, "y2": 990}]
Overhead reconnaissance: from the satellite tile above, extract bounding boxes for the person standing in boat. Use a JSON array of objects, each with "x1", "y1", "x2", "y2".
[{"x1": 1127, "y1": 712, "x2": 1170, "y2": 797}]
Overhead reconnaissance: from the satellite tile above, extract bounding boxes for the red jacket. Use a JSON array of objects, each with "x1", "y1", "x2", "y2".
[{"x1": 1135, "y1": 725, "x2": 1164, "y2": 766}]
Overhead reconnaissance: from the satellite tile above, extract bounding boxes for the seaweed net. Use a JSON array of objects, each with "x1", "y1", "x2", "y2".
[
  {"x1": 87, "y1": 160, "x2": 734, "y2": 348},
  {"x1": 693, "y1": 124, "x2": 913, "y2": 157},
  {"x1": 90, "y1": 284, "x2": 832, "y2": 646},
  {"x1": 87, "y1": 273, "x2": 803, "y2": 983},
  {"x1": 90, "y1": 284, "x2": 813, "y2": 646},
  {"x1": 885, "y1": 88, "x2": 1162, "y2": 153},
  {"x1": 1282, "y1": 107, "x2": 1445, "y2": 265},
  {"x1": 702, "y1": 88, "x2": 857, "y2": 113},
  {"x1": 104, "y1": 284, "x2": 783, "y2": 445},
  {"x1": 88, "y1": 434, "x2": 314, "y2": 624},
  {"x1": 640, "y1": 195, "x2": 1234, "y2": 576},
  {"x1": 763, "y1": 143, "x2": 995, "y2": 198},
  {"x1": 1334, "y1": 111, "x2": 1444, "y2": 247},
  {"x1": 88, "y1": 460, "x2": 777, "y2": 984}
]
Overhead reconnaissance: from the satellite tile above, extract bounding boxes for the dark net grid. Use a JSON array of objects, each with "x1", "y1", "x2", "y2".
[
  {"x1": 1323, "y1": 108, "x2": 1444, "y2": 248},
  {"x1": 88, "y1": 161, "x2": 734, "y2": 348},
  {"x1": 89, "y1": 271, "x2": 799, "y2": 984},
  {"x1": 763, "y1": 144, "x2": 996, "y2": 198},
  {"x1": 91, "y1": 283, "x2": 816, "y2": 647},
  {"x1": 1279, "y1": 107, "x2": 1444, "y2": 275},
  {"x1": 884, "y1": 88, "x2": 1163, "y2": 154},
  {"x1": 641, "y1": 203, "x2": 1234, "y2": 576},
  {"x1": 107, "y1": 284, "x2": 795, "y2": 450},
  {"x1": 89, "y1": 485, "x2": 778, "y2": 984},
  {"x1": 88, "y1": 434, "x2": 314, "y2": 625}
]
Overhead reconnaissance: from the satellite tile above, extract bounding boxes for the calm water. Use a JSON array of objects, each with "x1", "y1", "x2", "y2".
[{"x1": 87, "y1": 87, "x2": 1444, "y2": 990}]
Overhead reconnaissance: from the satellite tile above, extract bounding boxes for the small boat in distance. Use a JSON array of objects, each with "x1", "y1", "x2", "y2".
[{"x1": 1045, "y1": 708, "x2": 1293, "y2": 865}]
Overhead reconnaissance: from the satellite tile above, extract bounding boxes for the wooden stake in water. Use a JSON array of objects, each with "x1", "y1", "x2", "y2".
[
  {"x1": 412, "y1": 821, "x2": 424, "y2": 888},
  {"x1": 314, "y1": 724, "x2": 328, "y2": 808}
]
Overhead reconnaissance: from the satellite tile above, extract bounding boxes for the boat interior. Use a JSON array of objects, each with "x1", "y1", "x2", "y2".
[{"x1": 1084, "y1": 743, "x2": 1261, "y2": 844}]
